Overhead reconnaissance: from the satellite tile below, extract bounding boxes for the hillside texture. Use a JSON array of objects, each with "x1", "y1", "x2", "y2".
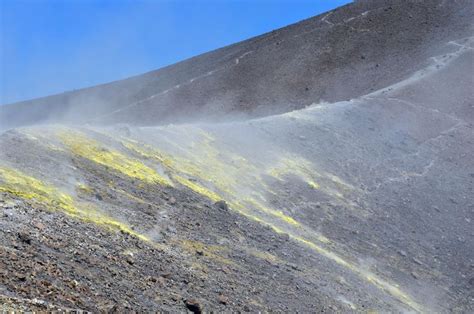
[{"x1": 1, "y1": 0, "x2": 473, "y2": 312}]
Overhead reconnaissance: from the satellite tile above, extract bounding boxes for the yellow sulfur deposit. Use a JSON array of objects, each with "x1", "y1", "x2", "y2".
[
  {"x1": 76, "y1": 183, "x2": 93, "y2": 194},
  {"x1": 0, "y1": 166, "x2": 149, "y2": 242},
  {"x1": 173, "y1": 175, "x2": 221, "y2": 202},
  {"x1": 58, "y1": 130, "x2": 171, "y2": 186},
  {"x1": 100, "y1": 127, "x2": 422, "y2": 312},
  {"x1": 0, "y1": 167, "x2": 78, "y2": 215}
]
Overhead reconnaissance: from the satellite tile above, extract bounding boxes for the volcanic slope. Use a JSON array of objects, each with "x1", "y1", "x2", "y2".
[
  {"x1": 1, "y1": 0, "x2": 474, "y2": 312},
  {"x1": 0, "y1": 0, "x2": 472, "y2": 128}
]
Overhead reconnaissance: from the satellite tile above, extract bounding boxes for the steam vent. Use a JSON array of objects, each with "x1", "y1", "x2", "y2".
[{"x1": 1, "y1": 0, "x2": 473, "y2": 312}]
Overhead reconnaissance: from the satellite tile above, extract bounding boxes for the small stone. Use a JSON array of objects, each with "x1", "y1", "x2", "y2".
[
  {"x1": 214, "y1": 200, "x2": 229, "y2": 211},
  {"x1": 32, "y1": 298, "x2": 46, "y2": 306},
  {"x1": 157, "y1": 277, "x2": 166, "y2": 286},
  {"x1": 289, "y1": 264, "x2": 300, "y2": 271},
  {"x1": 171, "y1": 293, "x2": 182, "y2": 302},
  {"x1": 166, "y1": 226, "x2": 177, "y2": 233},
  {"x1": 17, "y1": 232, "x2": 31, "y2": 245},
  {"x1": 398, "y1": 250, "x2": 407, "y2": 257},
  {"x1": 220, "y1": 266, "x2": 231, "y2": 274},
  {"x1": 169, "y1": 197, "x2": 177, "y2": 205},
  {"x1": 218, "y1": 294, "x2": 228, "y2": 305},
  {"x1": 33, "y1": 222, "x2": 46, "y2": 230},
  {"x1": 184, "y1": 298, "x2": 202, "y2": 313}
]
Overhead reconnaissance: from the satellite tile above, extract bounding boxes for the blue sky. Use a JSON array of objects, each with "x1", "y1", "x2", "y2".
[{"x1": 0, "y1": 0, "x2": 351, "y2": 104}]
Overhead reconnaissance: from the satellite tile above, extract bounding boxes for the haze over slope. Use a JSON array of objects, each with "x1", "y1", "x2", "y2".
[
  {"x1": 1, "y1": 0, "x2": 473, "y2": 312},
  {"x1": 1, "y1": 0, "x2": 472, "y2": 128}
]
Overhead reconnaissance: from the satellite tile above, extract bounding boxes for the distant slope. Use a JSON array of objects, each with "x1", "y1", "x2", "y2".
[
  {"x1": 1, "y1": 0, "x2": 472, "y2": 129},
  {"x1": 1, "y1": 32, "x2": 473, "y2": 311}
]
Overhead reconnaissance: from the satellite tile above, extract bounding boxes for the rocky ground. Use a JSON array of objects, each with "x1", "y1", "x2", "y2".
[
  {"x1": 0, "y1": 128, "x2": 404, "y2": 312},
  {"x1": 1, "y1": 0, "x2": 473, "y2": 312}
]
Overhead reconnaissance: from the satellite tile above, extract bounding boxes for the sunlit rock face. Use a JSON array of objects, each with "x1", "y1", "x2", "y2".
[{"x1": 1, "y1": 0, "x2": 473, "y2": 312}]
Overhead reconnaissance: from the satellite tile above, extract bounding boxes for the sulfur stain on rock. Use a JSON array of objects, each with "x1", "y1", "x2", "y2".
[
  {"x1": 0, "y1": 166, "x2": 149, "y2": 242},
  {"x1": 57, "y1": 130, "x2": 171, "y2": 186},
  {"x1": 94, "y1": 128, "x2": 423, "y2": 312}
]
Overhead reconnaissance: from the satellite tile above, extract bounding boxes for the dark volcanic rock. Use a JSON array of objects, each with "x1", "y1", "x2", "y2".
[
  {"x1": 184, "y1": 298, "x2": 202, "y2": 313},
  {"x1": 214, "y1": 200, "x2": 229, "y2": 211}
]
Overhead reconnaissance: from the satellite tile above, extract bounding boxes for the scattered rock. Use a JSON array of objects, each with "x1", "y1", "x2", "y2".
[
  {"x1": 170, "y1": 293, "x2": 182, "y2": 302},
  {"x1": 33, "y1": 222, "x2": 46, "y2": 230},
  {"x1": 214, "y1": 200, "x2": 229, "y2": 211},
  {"x1": 220, "y1": 266, "x2": 231, "y2": 274},
  {"x1": 166, "y1": 226, "x2": 177, "y2": 233},
  {"x1": 184, "y1": 298, "x2": 202, "y2": 313},
  {"x1": 156, "y1": 276, "x2": 167, "y2": 286},
  {"x1": 218, "y1": 294, "x2": 228, "y2": 305},
  {"x1": 17, "y1": 232, "x2": 31, "y2": 245}
]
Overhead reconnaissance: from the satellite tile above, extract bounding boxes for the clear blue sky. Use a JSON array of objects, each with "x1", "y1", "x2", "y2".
[{"x1": 0, "y1": 0, "x2": 351, "y2": 104}]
